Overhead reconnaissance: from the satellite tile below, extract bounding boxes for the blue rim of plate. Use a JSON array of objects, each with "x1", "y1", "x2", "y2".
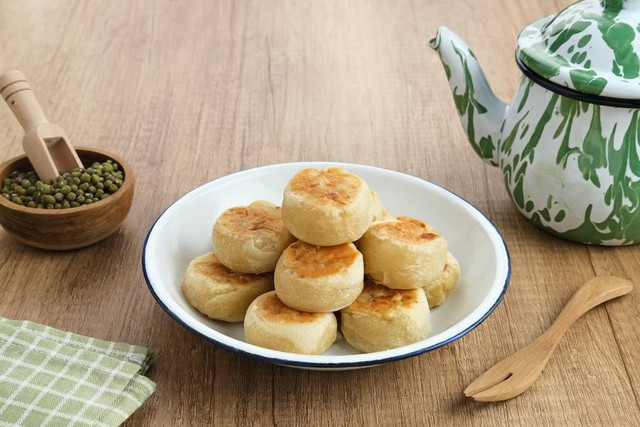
[{"x1": 142, "y1": 162, "x2": 511, "y2": 368}]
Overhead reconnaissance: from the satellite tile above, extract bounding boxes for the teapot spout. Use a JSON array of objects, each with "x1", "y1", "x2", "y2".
[{"x1": 429, "y1": 27, "x2": 508, "y2": 166}]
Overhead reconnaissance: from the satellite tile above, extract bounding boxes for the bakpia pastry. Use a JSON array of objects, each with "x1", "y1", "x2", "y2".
[
  {"x1": 181, "y1": 252, "x2": 273, "y2": 322},
  {"x1": 371, "y1": 190, "x2": 391, "y2": 221},
  {"x1": 212, "y1": 201, "x2": 295, "y2": 274},
  {"x1": 357, "y1": 216, "x2": 447, "y2": 289},
  {"x1": 244, "y1": 291, "x2": 337, "y2": 355},
  {"x1": 424, "y1": 252, "x2": 460, "y2": 308},
  {"x1": 281, "y1": 168, "x2": 374, "y2": 246},
  {"x1": 274, "y1": 241, "x2": 364, "y2": 312},
  {"x1": 340, "y1": 279, "x2": 430, "y2": 352}
]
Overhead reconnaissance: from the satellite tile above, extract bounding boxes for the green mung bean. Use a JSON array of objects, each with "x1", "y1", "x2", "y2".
[{"x1": 1, "y1": 161, "x2": 124, "y2": 209}]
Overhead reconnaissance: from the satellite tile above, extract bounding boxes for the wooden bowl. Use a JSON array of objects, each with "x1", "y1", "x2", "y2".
[{"x1": 0, "y1": 147, "x2": 134, "y2": 250}]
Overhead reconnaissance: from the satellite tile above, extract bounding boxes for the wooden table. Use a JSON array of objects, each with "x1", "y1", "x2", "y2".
[{"x1": 1, "y1": 0, "x2": 639, "y2": 424}]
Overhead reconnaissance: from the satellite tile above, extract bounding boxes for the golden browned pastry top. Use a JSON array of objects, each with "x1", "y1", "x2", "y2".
[
  {"x1": 287, "y1": 168, "x2": 362, "y2": 206},
  {"x1": 283, "y1": 241, "x2": 358, "y2": 278},
  {"x1": 257, "y1": 292, "x2": 323, "y2": 323},
  {"x1": 194, "y1": 254, "x2": 268, "y2": 285},
  {"x1": 217, "y1": 201, "x2": 288, "y2": 235},
  {"x1": 348, "y1": 278, "x2": 420, "y2": 317},
  {"x1": 369, "y1": 216, "x2": 440, "y2": 244}
]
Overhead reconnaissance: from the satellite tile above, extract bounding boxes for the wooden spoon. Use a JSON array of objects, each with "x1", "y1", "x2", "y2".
[
  {"x1": 464, "y1": 275, "x2": 633, "y2": 402},
  {"x1": 0, "y1": 70, "x2": 82, "y2": 181}
]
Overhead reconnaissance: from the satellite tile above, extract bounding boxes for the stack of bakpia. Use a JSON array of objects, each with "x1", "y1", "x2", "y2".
[{"x1": 181, "y1": 167, "x2": 460, "y2": 355}]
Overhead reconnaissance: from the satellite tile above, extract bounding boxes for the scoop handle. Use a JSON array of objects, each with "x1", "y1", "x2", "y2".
[{"x1": 0, "y1": 71, "x2": 49, "y2": 131}]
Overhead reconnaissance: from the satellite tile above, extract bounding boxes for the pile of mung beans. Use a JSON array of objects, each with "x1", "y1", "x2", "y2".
[{"x1": 0, "y1": 160, "x2": 124, "y2": 209}]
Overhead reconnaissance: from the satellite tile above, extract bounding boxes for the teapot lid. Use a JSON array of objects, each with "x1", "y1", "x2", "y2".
[{"x1": 517, "y1": 0, "x2": 640, "y2": 100}]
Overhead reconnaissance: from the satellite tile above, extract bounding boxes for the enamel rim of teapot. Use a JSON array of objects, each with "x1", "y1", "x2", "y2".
[
  {"x1": 516, "y1": 55, "x2": 640, "y2": 109},
  {"x1": 429, "y1": 19, "x2": 640, "y2": 246}
]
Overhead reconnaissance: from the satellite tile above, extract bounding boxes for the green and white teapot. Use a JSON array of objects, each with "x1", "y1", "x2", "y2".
[{"x1": 430, "y1": 0, "x2": 640, "y2": 245}]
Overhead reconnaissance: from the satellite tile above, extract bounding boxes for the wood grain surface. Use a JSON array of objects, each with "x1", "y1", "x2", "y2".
[{"x1": 1, "y1": 0, "x2": 638, "y2": 425}]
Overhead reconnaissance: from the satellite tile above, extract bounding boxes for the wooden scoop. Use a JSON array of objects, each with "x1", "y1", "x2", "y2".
[{"x1": 0, "y1": 71, "x2": 83, "y2": 181}]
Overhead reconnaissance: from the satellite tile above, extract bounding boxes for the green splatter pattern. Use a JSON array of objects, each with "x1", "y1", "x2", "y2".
[
  {"x1": 518, "y1": 0, "x2": 640, "y2": 99},
  {"x1": 500, "y1": 77, "x2": 640, "y2": 244},
  {"x1": 430, "y1": 29, "x2": 507, "y2": 167},
  {"x1": 431, "y1": 20, "x2": 640, "y2": 245}
]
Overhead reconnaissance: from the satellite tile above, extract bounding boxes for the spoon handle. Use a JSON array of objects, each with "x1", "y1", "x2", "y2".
[
  {"x1": 544, "y1": 276, "x2": 633, "y2": 343},
  {"x1": 0, "y1": 71, "x2": 49, "y2": 131}
]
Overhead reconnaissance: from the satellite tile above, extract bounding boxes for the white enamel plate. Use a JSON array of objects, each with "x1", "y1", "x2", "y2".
[{"x1": 142, "y1": 162, "x2": 510, "y2": 370}]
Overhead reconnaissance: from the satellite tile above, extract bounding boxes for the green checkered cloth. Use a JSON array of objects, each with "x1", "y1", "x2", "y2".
[{"x1": 0, "y1": 318, "x2": 155, "y2": 426}]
